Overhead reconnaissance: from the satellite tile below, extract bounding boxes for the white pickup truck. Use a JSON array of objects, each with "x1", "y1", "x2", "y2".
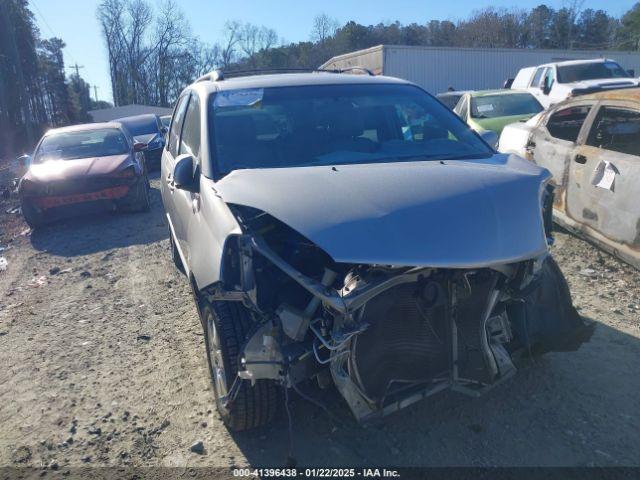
[{"x1": 511, "y1": 58, "x2": 639, "y2": 108}]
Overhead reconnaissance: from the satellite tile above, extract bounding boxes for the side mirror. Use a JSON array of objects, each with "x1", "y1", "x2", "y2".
[
  {"x1": 134, "y1": 142, "x2": 148, "y2": 152},
  {"x1": 173, "y1": 154, "x2": 198, "y2": 192},
  {"x1": 478, "y1": 130, "x2": 498, "y2": 148},
  {"x1": 161, "y1": 126, "x2": 169, "y2": 135},
  {"x1": 16, "y1": 154, "x2": 31, "y2": 167},
  {"x1": 627, "y1": 69, "x2": 635, "y2": 77}
]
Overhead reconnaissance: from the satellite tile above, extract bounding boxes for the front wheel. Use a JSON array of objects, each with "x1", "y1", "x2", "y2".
[
  {"x1": 21, "y1": 200, "x2": 44, "y2": 229},
  {"x1": 169, "y1": 230, "x2": 185, "y2": 274},
  {"x1": 201, "y1": 299, "x2": 279, "y2": 431},
  {"x1": 117, "y1": 176, "x2": 150, "y2": 213},
  {"x1": 516, "y1": 255, "x2": 594, "y2": 354}
]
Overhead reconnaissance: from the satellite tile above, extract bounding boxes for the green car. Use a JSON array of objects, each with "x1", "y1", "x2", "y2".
[{"x1": 453, "y1": 90, "x2": 543, "y2": 137}]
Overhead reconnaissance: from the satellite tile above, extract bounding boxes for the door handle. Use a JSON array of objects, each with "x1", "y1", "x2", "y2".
[
  {"x1": 166, "y1": 174, "x2": 175, "y2": 192},
  {"x1": 574, "y1": 154, "x2": 587, "y2": 164}
]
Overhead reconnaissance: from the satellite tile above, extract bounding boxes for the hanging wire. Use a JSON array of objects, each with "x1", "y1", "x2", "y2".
[{"x1": 291, "y1": 382, "x2": 339, "y2": 424}]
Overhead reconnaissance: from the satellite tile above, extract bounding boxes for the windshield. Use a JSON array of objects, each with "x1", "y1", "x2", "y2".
[
  {"x1": 209, "y1": 83, "x2": 493, "y2": 175},
  {"x1": 557, "y1": 61, "x2": 630, "y2": 83},
  {"x1": 470, "y1": 93, "x2": 543, "y2": 119},
  {"x1": 34, "y1": 128, "x2": 129, "y2": 163},
  {"x1": 117, "y1": 116, "x2": 160, "y2": 136}
]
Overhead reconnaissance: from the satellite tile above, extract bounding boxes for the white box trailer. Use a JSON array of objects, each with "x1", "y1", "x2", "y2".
[{"x1": 320, "y1": 45, "x2": 640, "y2": 95}]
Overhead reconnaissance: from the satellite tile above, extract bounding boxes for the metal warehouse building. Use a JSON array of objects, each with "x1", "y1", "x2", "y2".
[
  {"x1": 88, "y1": 104, "x2": 172, "y2": 122},
  {"x1": 320, "y1": 45, "x2": 640, "y2": 94}
]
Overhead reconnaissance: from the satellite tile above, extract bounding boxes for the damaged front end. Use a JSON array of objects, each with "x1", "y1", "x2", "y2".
[{"x1": 204, "y1": 205, "x2": 593, "y2": 423}]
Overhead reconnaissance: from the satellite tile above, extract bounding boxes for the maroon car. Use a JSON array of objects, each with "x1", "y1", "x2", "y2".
[{"x1": 19, "y1": 123, "x2": 150, "y2": 228}]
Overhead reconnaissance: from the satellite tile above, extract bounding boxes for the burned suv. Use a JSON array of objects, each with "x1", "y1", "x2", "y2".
[{"x1": 161, "y1": 71, "x2": 592, "y2": 430}]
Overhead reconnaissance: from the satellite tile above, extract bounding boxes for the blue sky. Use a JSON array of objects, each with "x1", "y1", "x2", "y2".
[{"x1": 31, "y1": 0, "x2": 637, "y2": 104}]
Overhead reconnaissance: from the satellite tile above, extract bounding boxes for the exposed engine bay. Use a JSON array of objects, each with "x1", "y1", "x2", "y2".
[{"x1": 204, "y1": 204, "x2": 592, "y2": 422}]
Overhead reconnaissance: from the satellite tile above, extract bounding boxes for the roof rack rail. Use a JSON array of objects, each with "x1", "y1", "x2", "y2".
[
  {"x1": 194, "y1": 66, "x2": 376, "y2": 83},
  {"x1": 322, "y1": 67, "x2": 375, "y2": 76},
  {"x1": 196, "y1": 69, "x2": 225, "y2": 83},
  {"x1": 223, "y1": 68, "x2": 323, "y2": 78}
]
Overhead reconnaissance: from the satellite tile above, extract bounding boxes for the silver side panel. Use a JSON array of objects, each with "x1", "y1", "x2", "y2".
[{"x1": 188, "y1": 177, "x2": 242, "y2": 289}]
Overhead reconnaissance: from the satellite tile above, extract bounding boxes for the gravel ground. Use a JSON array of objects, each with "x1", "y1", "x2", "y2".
[{"x1": 0, "y1": 175, "x2": 639, "y2": 475}]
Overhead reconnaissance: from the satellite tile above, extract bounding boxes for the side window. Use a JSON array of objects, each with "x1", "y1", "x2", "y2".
[
  {"x1": 586, "y1": 106, "x2": 640, "y2": 157},
  {"x1": 531, "y1": 67, "x2": 545, "y2": 88},
  {"x1": 546, "y1": 105, "x2": 591, "y2": 143},
  {"x1": 179, "y1": 95, "x2": 201, "y2": 159},
  {"x1": 458, "y1": 97, "x2": 469, "y2": 120},
  {"x1": 169, "y1": 94, "x2": 190, "y2": 157},
  {"x1": 543, "y1": 67, "x2": 555, "y2": 90}
]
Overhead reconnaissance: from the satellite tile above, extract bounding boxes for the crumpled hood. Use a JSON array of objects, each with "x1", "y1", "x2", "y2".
[
  {"x1": 215, "y1": 154, "x2": 552, "y2": 268},
  {"x1": 24, "y1": 154, "x2": 133, "y2": 183}
]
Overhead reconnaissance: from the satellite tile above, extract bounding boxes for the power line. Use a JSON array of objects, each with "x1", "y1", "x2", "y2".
[
  {"x1": 30, "y1": 0, "x2": 81, "y2": 69},
  {"x1": 30, "y1": 0, "x2": 56, "y2": 38}
]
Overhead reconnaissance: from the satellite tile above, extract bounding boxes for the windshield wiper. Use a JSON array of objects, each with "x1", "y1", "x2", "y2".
[
  {"x1": 437, "y1": 152, "x2": 492, "y2": 160},
  {"x1": 393, "y1": 152, "x2": 491, "y2": 162}
]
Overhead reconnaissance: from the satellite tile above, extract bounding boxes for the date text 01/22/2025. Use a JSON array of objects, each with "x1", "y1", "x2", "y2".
[{"x1": 233, "y1": 468, "x2": 401, "y2": 478}]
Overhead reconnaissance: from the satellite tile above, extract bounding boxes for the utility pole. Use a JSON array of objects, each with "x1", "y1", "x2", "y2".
[
  {"x1": 68, "y1": 63, "x2": 84, "y2": 77},
  {"x1": 93, "y1": 85, "x2": 99, "y2": 102}
]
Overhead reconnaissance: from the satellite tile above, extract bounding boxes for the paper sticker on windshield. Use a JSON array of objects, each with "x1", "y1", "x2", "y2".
[
  {"x1": 214, "y1": 89, "x2": 263, "y2": 108},
  {"x1": 477, "y1": 104, "x2": 494, "y2": 113}
]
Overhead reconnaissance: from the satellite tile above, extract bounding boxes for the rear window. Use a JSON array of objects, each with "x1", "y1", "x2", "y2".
[
  {"x1": 470, "y1": 93, "x2": 543, "y2": 119},
  {"x1": 209, "y1": 83, "x2": 493, "y2": 175},
  {"x1": 557, "y1": 62, "x2": 630, "y2": 83},
  {"x1": 437, "y1": 93, "x2": 463, "y2": 110},
  {"x1": 117, "y1": 116, "x2": 160, "y2": 136},
  {"x1": 34, "y1": 129, "x2": 129, "y2": 163}
]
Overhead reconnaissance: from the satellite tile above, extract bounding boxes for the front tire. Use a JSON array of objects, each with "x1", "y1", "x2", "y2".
[
  {"x1": 169, "y1": 230, "x2": 185, "y2": 274},
  {"x1": 21, "y1": 200, "x2": 44, "y2": 229},
  {"x1": 522, "y1": 255, "x2": 594, "y2": 353},
  {"x1": 117, "y1": 176, "x2": 150, "y2": 213},
  {"x1": 201, "y1": 299, "x2": 278, "y2": 431}
]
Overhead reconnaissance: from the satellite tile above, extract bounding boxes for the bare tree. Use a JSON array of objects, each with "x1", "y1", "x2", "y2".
[
  {"x1": 123, "y1": 0, "x2": 152, "y2": 103},
  {"x1": 240, "y1": 23, "x2": 260, "y2": 59},
  {"x1": 259, "y1": 26, "x2": 278, "y2": 50},
  {"x1": 564, "y1": 0, "x2": 585, "y2": 48},
  {"x1": 456, "y1": 7, "x2": 527, "y2": 48},
  {"x1": 312, "y1": 13, "x2": 338, "y2": 44},
  {"x1": 97, "y1": 4, "x2": 276, "y2": 107},
  {"x1": 97, "y1": 0, "x2": 126, "y2": 105},
  {"x1": 220, "y1": 20, "x2": 242, "y2": 68},
  {"x1": 240, "y1": 23, "x2": 278, "y2": 67},
  {"x1": 154, "y1": 0, "x2": 189, "y2": 106}
]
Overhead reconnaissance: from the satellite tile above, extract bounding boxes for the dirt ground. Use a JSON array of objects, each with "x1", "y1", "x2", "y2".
[{"x1": 0, "y1": 174, "x2": 639, "y2": 474}]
